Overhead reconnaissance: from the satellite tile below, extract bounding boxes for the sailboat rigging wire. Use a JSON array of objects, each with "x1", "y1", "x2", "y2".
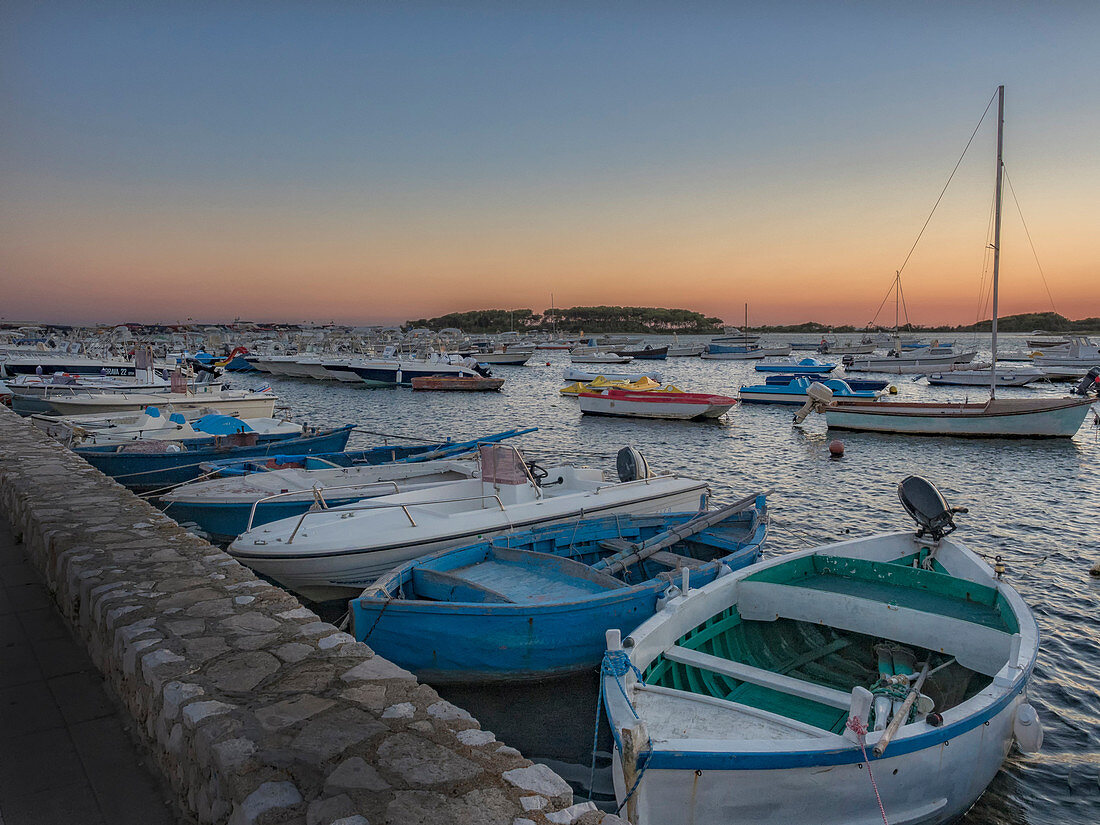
[
  {"x1": 1004, "y1": 167, "x2": 1059, "y2": 315},
  {"x1": 975, "y1": 189, "x2": 999, "y2": 324},
  {"x1": 892, "y1": 89, "x2": 999, "y2": 280}
]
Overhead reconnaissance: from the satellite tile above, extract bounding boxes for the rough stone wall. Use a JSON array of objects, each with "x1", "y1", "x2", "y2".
[{"x1": 0, "y1": 408, "x2": 626, "y2": 825}]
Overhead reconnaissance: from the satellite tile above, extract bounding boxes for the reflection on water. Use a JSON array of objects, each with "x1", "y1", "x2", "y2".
[{"x1": 229, "y1": 333, "x2": 1099, "y2": 824}]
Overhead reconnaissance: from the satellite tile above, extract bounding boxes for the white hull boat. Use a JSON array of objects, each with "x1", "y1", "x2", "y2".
[
  {"x1": 33, "y1": 408, "x2": 299, "y2": 447},
  {"x1": 1031, "y1": 338, "x2": 1100, "y2": 368},
  {"x1": 229, "y1": 445, "x2": 710, "y2": 601},
  {"x1": 578, "y1": 389, "x2": 736, "y2": 420},
  {"x1": 845, "y1": 350, "x2": 976, "y2": 373},
  {"x1": 563, "y1": 368, "x2": 662, "y2": 383},
  {"x1": 27, "y1": 388, "x2": 277, "y2": 418},
  {"x1": 602, "y1": 477, "x2": 1042, "y2": 825},
  {"x1": 571, "y1": 353, "x2": 635, "y2": 364},
  {"x1": 926, "y1": 367, "x2": 1045, "y2": 387},
  {"x1": 666, "y1": 343, "x2": 705, "y2": 357},
  {"x1": 823, "y1": 396, "x2": 1093, "y2": 437}
]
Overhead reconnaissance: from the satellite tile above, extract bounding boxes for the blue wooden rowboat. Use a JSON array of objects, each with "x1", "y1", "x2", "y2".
[
  {"x1": 75, "y1": 424, "x2": 354, "y2": 493},
  {"x1": 349, "y1": 496, "x2": 767, "y2": 683},
  {"x1": 764, "y1": 374, "x2": 890, "y2": 392},
  {"x1": 740, "y1": 377, "x2": 885, "y2": 405},
  {"x1": 197, "y1": 427, "x2": 536, "y2": 477}
]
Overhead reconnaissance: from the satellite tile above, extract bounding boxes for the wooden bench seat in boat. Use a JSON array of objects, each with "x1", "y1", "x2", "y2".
[
  {"x1": 597, "y1": 539, "x2": 708, "y2": 570},
  {"x1": 735, "y1": 555, "x2": 1016, "y2": 676},
  {"x1": 663, "y1": 645, "x2": 852, "y2": 709}
]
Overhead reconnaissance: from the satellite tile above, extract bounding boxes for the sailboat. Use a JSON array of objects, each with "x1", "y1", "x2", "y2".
[{"x1": 807, "y1": 86, "x2": 1093, "y2": 437}]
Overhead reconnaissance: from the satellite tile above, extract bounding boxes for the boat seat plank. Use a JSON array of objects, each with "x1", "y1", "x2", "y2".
[
  {"x1": 646, "y1": 550, "x2": 708, "y2": 570},
  {"x1": 736, "y1": 580, "x2": 1012, "y2": 676},
  {"x1": 598, "y1": 538, "x2": 637, "y2": 554},
  {"x1": 665, "y1": 646, "x2": 852, "y2": 710},
  {"x1": 411, "y1": 568, "x2": 515, "y2": 604}
]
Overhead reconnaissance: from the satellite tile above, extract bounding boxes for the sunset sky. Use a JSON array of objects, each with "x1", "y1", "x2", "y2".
[{"x1": 2, "y1": 3, "x2": 1098, "y2": 327}]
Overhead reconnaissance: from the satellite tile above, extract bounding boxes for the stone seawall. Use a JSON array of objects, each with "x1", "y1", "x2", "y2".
[{"x1": 0, "y1": 408, "x2": 623, "y2": 825}]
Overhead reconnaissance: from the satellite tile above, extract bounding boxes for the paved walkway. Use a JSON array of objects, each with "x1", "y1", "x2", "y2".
[{"x1": 0, "y1": 522, "x2": 178, "y2": 825}]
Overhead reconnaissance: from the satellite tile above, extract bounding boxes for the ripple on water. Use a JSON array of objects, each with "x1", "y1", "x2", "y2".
[{"x1": 239, "y1": 334, "x2": 1098, "y2": 824}]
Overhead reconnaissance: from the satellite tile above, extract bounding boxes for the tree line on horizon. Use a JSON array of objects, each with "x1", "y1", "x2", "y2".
[{"x1": 405, "y1": 307, "x2": 1100, "y2": 335}]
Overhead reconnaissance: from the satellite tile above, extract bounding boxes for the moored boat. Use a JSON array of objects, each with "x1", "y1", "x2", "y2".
[
  {"x1": 739, "y1": 377, "x2": 884, "y2": 405},
  {"x1": 228, "y1": 444, "x2": 710, "y2": 601},
  {"x1": 754, "y1": 357, "x2": 836, "y2": 374},
  {"x1": 410, "y1": 376, "x2": 504, "y2": 391},
  {"x1": 563, "y1": 368, "x2": 663, "y2": 383},
  {"x1": 601, "y1": 476, "x2": 1043, "y2": 825},
  {"x1": 349, "y1": 495, "x2": 768, "y2": 683},
  {"x1": 579, "y1": 388, "x2": 737, "y2": 420},
  {"x1": 74, "y1": 424, "x2": 355, "y2": 493}
]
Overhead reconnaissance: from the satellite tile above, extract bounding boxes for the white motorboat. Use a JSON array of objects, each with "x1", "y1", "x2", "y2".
[
  {"x1": 844, "y1": 348, "x2": 977, "y2": 374},
  {"x1": 578, "y1": 389, "x2": 736, "y2": 420},
  {"x1": 563, "y1": 368, "x2": 662, "y2": 383},
  {"x1": 32, "y1": 407, "x2": 300, "y2": 447},
  {"x1": 163, "y1": 458, "x2": 480, "y2": 540},
  {"x1": 228, "y1": 444, "x2": 710, "y2": 601},
  {"x1": 1031, "y1": 338, "x2": 1100, "y2": 368},
  {"x1": 29, "y1": 386, "x2": 277, "y2": 418},
  {"x1": 926, "y1": 367, "x2": 1045, "y2": 387},
  {"x1": 571, "y1": 352, "x2": 635, "y2": 364},
  {"x1": 601, "y1": 476, "x2": 1043, "y2": 825}
]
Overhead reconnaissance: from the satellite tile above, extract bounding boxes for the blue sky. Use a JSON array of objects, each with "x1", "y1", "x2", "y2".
[{"x1": 3, "y1": 2, "x2": 1098, "y2": 325}]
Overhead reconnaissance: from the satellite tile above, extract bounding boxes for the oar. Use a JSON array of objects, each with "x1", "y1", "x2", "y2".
[
  {"x1": 593, "y1": 489, "x2": 771, "y2": 576},
  {"x1": 872, "y1": 659, "x2": 931, "y2": 757}
]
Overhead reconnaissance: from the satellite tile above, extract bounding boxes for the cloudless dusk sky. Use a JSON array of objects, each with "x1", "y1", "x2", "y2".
[{"x1": 2, "y1": 2, "x2": 1098, "y2": 327}]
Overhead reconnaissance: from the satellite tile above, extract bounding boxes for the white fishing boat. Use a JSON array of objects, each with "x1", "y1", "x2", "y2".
[
  {"x1": 1031, "y1": 338, "x2": 1100, "y2": 368},
  {"x1": 32, "y1": 407, "x2": 300, "y2": 447},
  {"x1": 666, "y1": 342, "x2": 706, "y2": 357},
  {"x1": 845, "y1": 347, "x2": 976, "y2": 374},
  {"x1": 1025, "y1": 330, "x2": 1071, "y2": 348},
  {"x1": 806, "y1": 87, "x2": 1094, "y2": 437},
  {"x1": 926, "y1": 366, "x2": 1045, "y2": 387},
  {"x1": 602, "y1": 476, "x2": 1043, "y2": 825},
  {"x1": 571, "y1": 352, "x2": 635, "y2": 364},
  {"x1": 228, "y1": 444, "x2": 710, "y2": 601},
  {"x1": 26, "y1": 386, "x2": 278, "y2": 418}
]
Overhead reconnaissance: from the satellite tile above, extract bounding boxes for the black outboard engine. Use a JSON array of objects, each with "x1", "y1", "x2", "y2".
[
  {"x1": 1072, "y1": 366, "x2": 1100, "y2": 396},
  {"x1": 897, "y1": 476, "x2": 968, "y2": 541},
  {"x1": 616, "y1": 446, "x2": 652, "y2": 482}
]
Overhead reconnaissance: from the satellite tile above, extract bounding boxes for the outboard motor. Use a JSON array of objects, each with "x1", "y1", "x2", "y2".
[
  {"x1": 1072, "y1": 366, "x2": 1100, "y2": 396},
  {"x1": 897, "y1": 476, "x2": 968, "y2": 541},
  {"x1": 616, "y1": 446, "x2": 652, "y2": 482}
]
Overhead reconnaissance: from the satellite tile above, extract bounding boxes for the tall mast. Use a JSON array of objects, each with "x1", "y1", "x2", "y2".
[{"x1": 989, "y1": 85, "x2": 1005, "y2": 400}]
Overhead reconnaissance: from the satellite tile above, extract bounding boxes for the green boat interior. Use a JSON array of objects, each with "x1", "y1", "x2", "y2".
[{"x1": 641, "y1": 552, "x2": 1014, "y2": 734}]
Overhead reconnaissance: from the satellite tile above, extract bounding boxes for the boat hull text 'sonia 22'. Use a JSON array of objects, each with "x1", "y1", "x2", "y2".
[
  {"x1": 600, "y1": 477, "x2": 1042, "y2": 825},
  {"x1": 229, "y1": 445, "x2": 710, "y2": 601}
]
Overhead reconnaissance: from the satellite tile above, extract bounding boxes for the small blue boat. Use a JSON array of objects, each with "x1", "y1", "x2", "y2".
[
  {"x1": 754, "y1": 357, "x2": 837, "y2": 374},
  {"x1": 75, "y1": 425, "x2": 354, "y2": 493},
  {"x1": 197, "y1": 427, "x2": 537, "y2": 476},
  {"x1": 740, "y1": 376, "x2": 885, "y2": 405},
  {"x1": 349, "y1": 496, "x2": 767, "y2": 683},
  {"x1": 764, "y1": 373, "x2": 890, "y2": 392}
]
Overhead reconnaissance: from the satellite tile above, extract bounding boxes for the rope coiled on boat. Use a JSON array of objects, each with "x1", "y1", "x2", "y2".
[{"x1": 588, "y1": 649, "x2": 648, "y2": 804}]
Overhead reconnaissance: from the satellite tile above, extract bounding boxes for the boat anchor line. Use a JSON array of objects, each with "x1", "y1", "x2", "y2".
[{"x1": 845, "y1": 716, "x2": 891, "y2": 825}]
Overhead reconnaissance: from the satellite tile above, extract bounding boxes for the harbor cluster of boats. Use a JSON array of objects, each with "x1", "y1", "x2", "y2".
[{"x1": 8, "y1": 377, "x2": 1056, "y2": 825}]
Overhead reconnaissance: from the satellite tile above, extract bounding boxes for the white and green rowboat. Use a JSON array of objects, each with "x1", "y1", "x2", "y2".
[{"x1": 602, "y1": 477, "x2": 1042, "y2": 825}]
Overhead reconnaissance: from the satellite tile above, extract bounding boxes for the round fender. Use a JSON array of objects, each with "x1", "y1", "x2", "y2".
[{"x1": 1013, "y1": 702, "x2": 1043, "y2": 753}]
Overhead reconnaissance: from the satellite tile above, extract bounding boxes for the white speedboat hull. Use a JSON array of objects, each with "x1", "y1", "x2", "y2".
[
  {"x1": 229, "y1": 473, "x2": 709, "y2": 601},
  {"x1": 34, "y1": 390, "x2": 277, "y2": 418}
]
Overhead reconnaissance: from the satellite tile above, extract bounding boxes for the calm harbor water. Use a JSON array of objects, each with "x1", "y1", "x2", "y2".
[{"x1": 228, "y1": 333, "x2": 1099, "y2": 824}]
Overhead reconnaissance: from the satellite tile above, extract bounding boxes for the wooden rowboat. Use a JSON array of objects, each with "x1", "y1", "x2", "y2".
[{"x1": 410, "y1": 376, "x2": 504, "y2": 391}]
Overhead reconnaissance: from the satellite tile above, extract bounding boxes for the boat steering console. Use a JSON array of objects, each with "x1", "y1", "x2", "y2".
[{"x1": 898, "y1": 475, "x2": 968, "y2": 541}]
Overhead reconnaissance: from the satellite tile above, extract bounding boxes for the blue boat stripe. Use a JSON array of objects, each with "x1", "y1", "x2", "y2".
[{"x1": 637, "y1": 665, "x2": 1032, "y2": 771}]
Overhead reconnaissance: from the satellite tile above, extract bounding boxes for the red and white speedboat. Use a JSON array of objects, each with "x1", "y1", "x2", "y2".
[{"x1": 579, "y1": 388, "x2": 737, "y2": 420}]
